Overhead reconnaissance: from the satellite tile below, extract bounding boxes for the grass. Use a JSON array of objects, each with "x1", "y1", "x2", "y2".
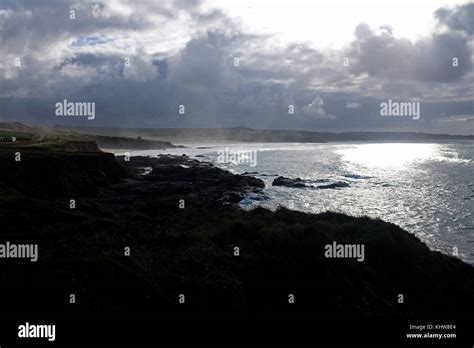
[
  {"x1": 0, "y1": 129, "x2": 34, "y2": 141},
  {"x1": 0, "y1": 147, "x2": 472, "y2": 319}
]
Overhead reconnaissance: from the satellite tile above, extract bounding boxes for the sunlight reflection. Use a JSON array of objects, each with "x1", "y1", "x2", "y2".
[{"x1": 337, "y1": 143, "x2": 440, "y2": 169}]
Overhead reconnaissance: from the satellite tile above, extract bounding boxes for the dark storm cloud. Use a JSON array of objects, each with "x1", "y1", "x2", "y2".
[
  {"x1": 0, "y1": 0, "x2": 472, "y2": 134},
  {"x1": 348, "y1": 23, "x2": 472, "y2": 82},
  {"x1": 168, "y1": 32, "x2": 244, "y2": 89},
  {"x1": 435, "y1": 2, "x2": 473, "y2": 34}
]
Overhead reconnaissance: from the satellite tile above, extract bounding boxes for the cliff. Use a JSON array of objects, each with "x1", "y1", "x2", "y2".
[{"x1": 0, "y1": 146, "x2": 472, "y2": 320}]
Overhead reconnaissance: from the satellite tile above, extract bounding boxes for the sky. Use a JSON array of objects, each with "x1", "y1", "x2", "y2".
[{"x1": 0, "y1": 0, "x2": 472, "y2": 134}]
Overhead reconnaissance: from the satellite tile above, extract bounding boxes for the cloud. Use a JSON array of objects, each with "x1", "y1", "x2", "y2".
[
  {"x1": 436, "y1": 115, "x2": 474, "y2": 123},
  {"x1": 345, "y1": 102, "x2": 361, "y2": 109},
  {"x1": 347, "y1": 22, "x2": 472, "y2": 83},
  {"x1": 168, "y1": 32, "x2": 241, "y2": 88},
  {"x1": 435, "y1": 3, "x2": 474, "y2": 35},
  {"x1": 123, "y1": 48, "x2": 159, "y2": 81},
  {"x1": 0, "y1": 0, "x2": 472, "y2": 134},
  {"x1": 301, "y1": 95, "x2": 335, "y2": 119}
]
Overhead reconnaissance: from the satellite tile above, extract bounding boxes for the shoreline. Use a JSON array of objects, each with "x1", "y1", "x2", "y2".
[
  {"x1": 0, "y1": 143, "x2": 473, "y2": 318},
  {"x1": 107, "y1": 143, "x2": 473, "y2": 265}
]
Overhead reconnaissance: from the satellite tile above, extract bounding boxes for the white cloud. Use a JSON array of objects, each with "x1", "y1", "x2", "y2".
[{"x1": 301, "y1": 95, "x2": 335, "y2": 119}]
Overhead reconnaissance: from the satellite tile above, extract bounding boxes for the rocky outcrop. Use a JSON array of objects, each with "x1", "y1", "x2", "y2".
[
  {"x1": 59, "y1": 140, "x2": 101, "y2": 152},
  {"x1": 272, "y1": 176, "x2": 350, "y2": 189},
  {"x1": 116, "y1": 155, "x2": 265, "y2": 205},
  {"x1": 272, "y1": 176, "x2": 308, "y2": 188},
  {"x1": 317, "y1": 181, "x2": 350, "y2": 189},
  {"x1": 0, "y1": 147, "x2": 472, "y2": 321},
  {"x1": 95, "y1": 136, "x2": 178, "y2": 150},
  {"x1": 0, "y1": 146, "x2": 127, "y2": 198}
]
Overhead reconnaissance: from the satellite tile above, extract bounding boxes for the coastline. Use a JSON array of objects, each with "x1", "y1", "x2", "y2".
[{"x1": 0, "y1": 142, "x2": 473, "y2": 319}]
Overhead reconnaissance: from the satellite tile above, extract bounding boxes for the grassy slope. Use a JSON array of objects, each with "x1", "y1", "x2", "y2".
[{"x1": 0, "y1": 145, "x2": 472, "y2": 319}]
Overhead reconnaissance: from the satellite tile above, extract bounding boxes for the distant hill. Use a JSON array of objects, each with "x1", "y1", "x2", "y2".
[
  {"x1": 0, "y1": 122, "x2": 177, "y2": 150},
  {"x1": 0, "y1": 122, "x2": 38, "y2": 132},
  {"x1": 1, "y1": 122, "x2": 472, "y2": 146},
  {"x1": 56, "y1": 125, "x2": 474, "y2": 143}
]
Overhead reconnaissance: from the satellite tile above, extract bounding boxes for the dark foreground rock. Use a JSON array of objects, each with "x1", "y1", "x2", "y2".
[
  {"x1": 0, "y1": 144, "x2": 472, "y2": 319},
  {"x1": 115, "y1": 155, "x2": 265, "y2": 205},
  {"x1": 0, "y1": 144, "x2": 127, "y2": 198}
]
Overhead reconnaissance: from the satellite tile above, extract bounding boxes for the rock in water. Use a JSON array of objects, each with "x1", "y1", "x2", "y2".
[
  {"x1": 272, "y1": 176, "x2": 308, "y2": 188},
  {"x1": 317, "y1": 181, "x2": 350, "y2": 189}
]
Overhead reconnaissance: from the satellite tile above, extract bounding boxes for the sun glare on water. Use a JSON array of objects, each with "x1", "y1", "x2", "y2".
[{"x1": 338, "y1": 143, "x2": 440, "y2": 169}]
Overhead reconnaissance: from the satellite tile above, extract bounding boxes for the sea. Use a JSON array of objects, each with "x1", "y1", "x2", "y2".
[{"x1": 108, "y1": 142, "x2": 474, "y2": 265}]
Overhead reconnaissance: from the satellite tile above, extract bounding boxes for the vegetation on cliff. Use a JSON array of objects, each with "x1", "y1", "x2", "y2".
[{"x1": 0, "y1": 141, "x2": 472, "y2": 320}]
